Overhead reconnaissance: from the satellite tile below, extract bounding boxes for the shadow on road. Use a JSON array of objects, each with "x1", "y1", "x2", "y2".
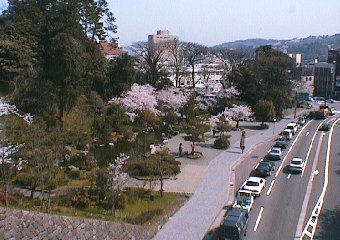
[{"x1": 315, "y1": 207, "x2": 340, "y2": 239}]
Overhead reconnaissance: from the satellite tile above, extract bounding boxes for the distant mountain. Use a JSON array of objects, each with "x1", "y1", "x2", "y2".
[{"x1": 213, "y1": 34, "x2": 340, "y2": 62}]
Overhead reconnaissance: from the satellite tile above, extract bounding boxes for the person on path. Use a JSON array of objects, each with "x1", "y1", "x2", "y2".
[
  {"x1": 240, "y1": 130, "x2": 245, "y2": 153},
  {"x1": 179, "y1": 143, "x2": 183, "y2": 157}
]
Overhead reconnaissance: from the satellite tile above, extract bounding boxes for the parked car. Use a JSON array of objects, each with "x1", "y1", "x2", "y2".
[
  {"x1": 268, "y1": 147, "x2": 283, "y2": 161},
  {"x1": 274, "y1": 139, "x2": 288, "y2": 149},
  {"x1": 318, "y1": 123, "x2": 331, "y2": 131},
  {"x1": 241, "y1": 177, "x2": 266, "y2": 197},
  {"x1": 219, "y1": 208, "x2": 249, "y2": 240},
  {"x1": 286, "y1": 122, "x2": 298, "y2": 135},
  {"x1": 254, "y1": 161, "x2": 275, "y2": 178},
  {"x1": 235, "y1": 189, "x2": 254, "y2": 213},
  {"x1": 281, "y1": 129, "x2": 293, "y2": 140},
  {"x1": 289, "y1": 157, "x2": 305, "y2": 173}
]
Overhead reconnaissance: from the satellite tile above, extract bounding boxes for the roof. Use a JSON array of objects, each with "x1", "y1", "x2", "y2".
[{"x1": 99, "y1": 41, "x2": 127, "y2": 58}]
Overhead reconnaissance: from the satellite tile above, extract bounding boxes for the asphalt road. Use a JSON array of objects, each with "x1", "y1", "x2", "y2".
[
  {"x1": 314, "y1": 120, "x2": 340, "y2": 239},
  {"x1": 243, "y1": 117, "x2": 339, "y2": 240}
]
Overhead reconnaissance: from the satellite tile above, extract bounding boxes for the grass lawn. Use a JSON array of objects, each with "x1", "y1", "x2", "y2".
[{"x1": 7, "y1": 191, "x2": 189, "y2": 226}]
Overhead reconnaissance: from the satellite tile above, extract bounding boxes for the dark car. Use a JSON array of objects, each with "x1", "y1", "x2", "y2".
[
  {"x1": 219, "y1": 208, "x2": 248, "y2": 240},
  {"x1": 274, "y1": 139, "x2": 288, "y2": 149},
  {"x1": 254, "y1": 161, "x2": 275, "y2": 178},
  {"x1": 318, "y1": 123, "x2": 331, "y2": 131}
]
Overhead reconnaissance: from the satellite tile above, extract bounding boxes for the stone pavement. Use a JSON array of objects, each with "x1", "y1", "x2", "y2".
[{"x1": 153, "y1": 109, "x2": 308, "y2": 240}]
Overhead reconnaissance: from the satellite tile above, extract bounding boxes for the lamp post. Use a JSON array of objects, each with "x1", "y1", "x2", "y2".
[
  {"x1": 294, "y1": 92, "x2": 298, "y2": 119},
  {"x1": 273, "y1": 118, "x2": 277, "y2": 135}
]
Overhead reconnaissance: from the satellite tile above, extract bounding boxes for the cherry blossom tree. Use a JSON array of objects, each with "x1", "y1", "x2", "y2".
[
  {"x1": 222, "y1": 104, "x2": 253, "y2": 128},
  {"x1": 107, "y1": 153, "x2": 129, "y2": 216},
  {"x1": 157, "y1": 87, "x2": 190, "y2": 112},
  {"x1": 112, "y1": 84, "x2": 159, "y2": 120}
]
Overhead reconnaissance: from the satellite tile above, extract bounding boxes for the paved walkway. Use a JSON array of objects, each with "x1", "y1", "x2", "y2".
[{"x1": 153, "y1": 109, "x2": 308, "y2": 240}]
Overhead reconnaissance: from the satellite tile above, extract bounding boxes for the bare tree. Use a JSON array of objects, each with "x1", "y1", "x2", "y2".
[
  {"x1": 217, "y1": 48, "x2": 249, "y2": 88},
  {"x1": 181, "y1": 42, "x2": 208, "y2": 88},
  {"x1": 130, "y1": 41, "x2": 168, "y2": 87},
  {"x1": 166, "y1": 39, "x2": 183, "y2": 87}
]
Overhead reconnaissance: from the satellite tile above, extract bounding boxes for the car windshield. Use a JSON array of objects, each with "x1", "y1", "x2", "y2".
[
  {"x1": 246, "y1": 181, "x2": 259, "y2": 187},
  {"x1": 291, "y1": 160, "x2": 302, "y2": 165},
  {"x1": 271, "y1": 149, "x2": 279, "y2": 154}
]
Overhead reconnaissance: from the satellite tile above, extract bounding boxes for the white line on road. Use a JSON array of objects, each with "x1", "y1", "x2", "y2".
[
  {"x1": 266, "y1": 180, "x2": 275, "y2": 195},
  {"x1": 295, "y1": 133, "x2": 324, "y2": 237},
  {"x1": 305, "y1": 132, "x2": 309, "y2": 137},
  {"x1": 274, "y1": 120, "x2": 312, "y2": 178},
  {"x1": 302, "y1": 120, "x2": 327, "y2": 177},
  {"x1": 254, "y1": 207, "x2": 264, "y2": 231},
  {"x1": 287, "y1": 173, "x2": 291, "y2": 179}
]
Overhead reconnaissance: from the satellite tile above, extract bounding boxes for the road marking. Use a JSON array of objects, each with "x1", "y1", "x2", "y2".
[
  {"x1": 266, "y1": 180, "x2": 275, "y2": 195},
  {"x1": 299, "y1": 118, "x2": 340, "y2": 239},
  {"x1": 302, "y1": 120, "x2": 327, "y2": 177},
  {"x1": 287, "y1": 173, "x2": 291, "y2": 179},
  {"x1": 274, "y1": 120, "x2": 312, "y2": 178},
  {"x1": 254, "y1": 207, "x2": 264, "y2": 231},
  {"x1": 306, "y1": 132, "x2": 310, "y2": 136},
  {"x1": 295, "y1": 133, "x2": 324, "y2": 236}
]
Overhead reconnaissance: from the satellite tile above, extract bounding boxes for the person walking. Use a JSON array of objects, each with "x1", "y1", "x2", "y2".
[
  {"x1": 179, "y1": 143, "x2": 183, "y2": 157},
  {"x1": 240, "y1": 130, "x2": 245, "y2": 153}
]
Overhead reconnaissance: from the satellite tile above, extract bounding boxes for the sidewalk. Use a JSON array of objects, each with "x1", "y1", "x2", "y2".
[{"x1": 153, "y1": 110, "x2": 307, "y2": 240}]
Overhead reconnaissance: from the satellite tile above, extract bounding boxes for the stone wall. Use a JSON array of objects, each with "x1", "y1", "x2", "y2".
[{"x1": 0, "y1": 207, "x2": 156, "y2": 240}]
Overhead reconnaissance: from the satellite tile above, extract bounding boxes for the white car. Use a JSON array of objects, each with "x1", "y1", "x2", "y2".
[
  {"x1": 241, "y1": 177, "x2": 266, "y2": 197},
  {"x1": 235, "y1": 189, "x2": 254, "y2": 213},
  {"x1": 268, "y1": 147, "x2": 283, "y2": 161},
  {"x1": 286, "y1": 122, "x2": 298, "y2": 134},
  {"x1": 289, "y1": 157, "x2": 304, "y2": 173}
]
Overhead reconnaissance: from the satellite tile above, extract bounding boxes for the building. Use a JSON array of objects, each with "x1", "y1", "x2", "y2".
[
  {"x1": 289, "y1": 53, "x2": 303, "y2": 68},
  {"x1": 148, "y1": 30, "x2": 178, "y2": 50},
  {"x1": 313, "y1": 62, "x2": 335, "y2": 99},
  {"x1": 327, "y1": 49, "x2": 340, "y2": 100},
  {"x1": 300, "y1": 63, "x2": 315, "y2": 96},
  {"x1": 99, "y1": 41, "x2": 127, "y2": 60}
]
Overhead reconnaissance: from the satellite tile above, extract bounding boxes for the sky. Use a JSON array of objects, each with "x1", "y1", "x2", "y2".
[
  {"x1": 109, "y1": 0, "x2": 340, "y2": 47},
  {"x1": 1, "y1": 0, "x2": 339, "y2": 47}
]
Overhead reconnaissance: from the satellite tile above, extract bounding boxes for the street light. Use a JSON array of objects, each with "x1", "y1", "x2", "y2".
[{"x1": 273, "y1": 118, "x2": 277, "y2": 135}]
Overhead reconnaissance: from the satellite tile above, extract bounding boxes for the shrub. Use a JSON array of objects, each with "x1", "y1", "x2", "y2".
[
  {"x1": 125, "y1": 187, "x2": 149, "y2": 203},
  {"x1": 71, "y1": 194, "x2": 91, "y2": 209},
  {"x1": 214, "y1": 135, "x2": 231, "y2": 149},
  {"x1": 259, "y1": 123, "x2": 269, "y2": 129},
  {"x1": 101, "y1": 191, "x2": 128, "y2": 210},
  {"x1": 68, "y1": 170, "x2": 80, "y2": 179}
]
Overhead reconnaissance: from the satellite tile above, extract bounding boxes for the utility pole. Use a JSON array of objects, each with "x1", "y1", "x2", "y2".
[{"x1": 294, "y1": 92, "x2": 298, "y2": 119}]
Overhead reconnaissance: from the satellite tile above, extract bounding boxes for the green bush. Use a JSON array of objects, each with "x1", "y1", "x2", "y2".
[
  {"x1": 71, "y1": 194, "x2": 91, "y2": 210},
  {"x1": 125, "y1": 187, "x2": 149, "y2": 203},
  {"x1": 259, "y1": 123, "x2": 269, "y2": 129},
  {"x1": 126, "y1": 208, "x2": 163, "y2": 225},
  {"x1": 101, "y1": 191, "x2": 128, "y2": 210},
  {"x1": 68, "y1": 170, "x2": 80, "y2": 179},
  {"x1": 14, "y1": 172, "x2": 35, "y2": 188},
  {"x1": 214, "y1": 135, "x2": 231, "y2": 149}
]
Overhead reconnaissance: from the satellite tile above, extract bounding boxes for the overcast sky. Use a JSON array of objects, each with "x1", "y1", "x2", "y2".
[{"x1": 109, "y1": 0, "x2": 340, "y2": 47}]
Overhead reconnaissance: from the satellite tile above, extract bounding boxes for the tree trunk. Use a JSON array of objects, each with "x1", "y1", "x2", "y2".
[
  {"x1": 159, "y1": 159, "x2": 164, "y2": 197},
  {"x1": 176, "y1": 67, "x2": 180, "y2": 88},
  {"x1": 236, "y1": 120, "x2": 240, "y2": 128},
  {"x1": 191, "y1": 64, "x2": 195, "y2": 88}
]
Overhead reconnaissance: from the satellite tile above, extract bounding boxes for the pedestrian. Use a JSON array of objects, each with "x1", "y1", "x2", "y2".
[
  {"x1": 179, "y1": 143, "x2": 183, "y2": 157},
  {"x1": 190, "y1": 143, "x2": 194, "y2": 155},
  {"x1": 240, "y1": 130, "x2": 245, "y2": 153}
]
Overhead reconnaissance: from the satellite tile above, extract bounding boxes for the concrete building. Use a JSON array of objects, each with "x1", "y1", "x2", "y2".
[
  {"x1": 327, "y1": 49, "x2": 340, "y2": 100},
  {"x1": 300, "y1": 63, "x2": 315, "y2": 96},
  {"x1": 148, "y1": 30, "x2": 179, "y2": 50},
  {"x1": 313, "y1": 62, "x2": 335, "y2": 99},
  {"x1": 289, "y1": 53, "x2": 303, "y2": 68}
]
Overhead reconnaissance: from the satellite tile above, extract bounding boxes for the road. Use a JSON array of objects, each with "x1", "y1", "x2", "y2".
[
  {"x1": 314, "y1": 119, "x2": 340, "y2": 239},
  {"x1": 243, "y1": 116, "x2": 339, "y2": 240}
]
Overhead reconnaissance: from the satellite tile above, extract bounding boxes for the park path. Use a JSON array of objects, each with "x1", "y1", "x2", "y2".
[{"x1": 153, "y1": 110, "x2": 307, "y2": 240}]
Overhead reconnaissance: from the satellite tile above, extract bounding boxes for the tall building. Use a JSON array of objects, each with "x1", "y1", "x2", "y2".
[
  {"x1": 289, "y1": 53, "x2": 303, "y2": 68},
  {"x1": 313, "y1": 62, "x2": 335, "y2": 99},
  {"x1": 148, "y1": 30, "x2": 178, "y2": 50},
  {"x1": 327, "y1": 49, "x2": 340, "y2": 99}
]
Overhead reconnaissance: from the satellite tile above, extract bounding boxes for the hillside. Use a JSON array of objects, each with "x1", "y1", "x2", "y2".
[{"x1": 213, "y1": 34, "x2": 340, "y2": 62}]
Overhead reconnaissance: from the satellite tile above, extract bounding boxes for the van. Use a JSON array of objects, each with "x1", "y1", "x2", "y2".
[
  {"x1": 219, "y1": 208, "x2": 248, "y2": 240},
  {"x1": 286, "y1": 122, "x2": 298, "y2": 135},
  {"x1": 281, "y1": 129, "x2": 293, "y2": 140}
]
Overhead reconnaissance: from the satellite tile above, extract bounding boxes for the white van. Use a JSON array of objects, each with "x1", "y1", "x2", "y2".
[
  {"x1": 286, "y1": 122, "x2": 298, "y2": 135},
  {"x1": 281, "y1": 129, "x2": 293, "y2": 140}
]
